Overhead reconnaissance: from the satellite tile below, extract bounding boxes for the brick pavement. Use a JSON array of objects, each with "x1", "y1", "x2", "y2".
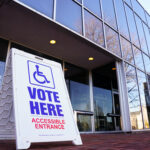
[{"x1": 0, "y1": 132, "x2": 150, "y2": 150}]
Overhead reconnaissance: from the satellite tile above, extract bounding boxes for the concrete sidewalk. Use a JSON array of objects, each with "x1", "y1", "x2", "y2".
[{"x1": 1, "y1": 132, "x2": 150, "y2": 150}]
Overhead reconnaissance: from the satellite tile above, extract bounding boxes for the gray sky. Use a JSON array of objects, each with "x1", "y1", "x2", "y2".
[{"x1": 138, "y1": 0, "x2": 150, "y2": 14}]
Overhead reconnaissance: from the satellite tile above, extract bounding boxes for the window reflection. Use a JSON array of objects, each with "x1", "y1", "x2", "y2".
[
  {"x1": 56, "y1": 0, "x2": 82, "y2": 34},
  {"x1": 115, "y1": 0, "x2": 129, "y2": 39},
  {"x1": 124, "y1": 63, "x2": 143, "y2": 130},
  {"x1": 19, "y1": 0, "x2": 53, "y2": 18},
  {"x1": 135, "y1": 15, "x2": 148, "y2": 54},
  {"x1": 132, "y1": 0, "x2": 146, "y2": 23},
  {"x1": 92, "y1": 63, "x2": 120, "y2": 131},
  {"x1": 84, "y1": 0, "x2": 101, "y2": 18},
  {"x1": 143, "y1": 54, "x2": 150, "y2": 74},
  {"x1": 124, "y1": 0, "x2": 132, "y2": 6},
  {"x1": 105, "y1": 25, "x2": 121, "y2": 57},
  {"x1": 137, "y1": 70, "x2": 150, "y2": 128},
  {"x1": 125, "y1": 5, "x2": 140, "y2": 47},
  {"x1": 146, "y1": 13, "x2": 150, "y2": 27},
  {"x1": 133, "y1": 46, "x2": 144, "y2": 71},
  {"x1": 84, "y1": 10, "x2": 104, "y2": 47},
  {"x1": 64, "y1": 63, "x2": 90, "y2": 111},
  {"x1": 77, "y1": 115, "x2": 92, "y2": 131},
  {"x1": 101, "y1": 0, "x2": 117, "y2": 29},
  {"x1": 120, "y1": 37, "x2": 134, "y2": 64},
  {"x1": 0, "y1": 38, "x2": 8, "y2": 89},
  {"x1": 143, "y1": 23, "x2": 150, "y2": 54}
]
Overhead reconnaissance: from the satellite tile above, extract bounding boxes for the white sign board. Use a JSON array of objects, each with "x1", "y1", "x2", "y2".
[{"x1": 0, "y1": 48, "x2": 82, "y2": 149}]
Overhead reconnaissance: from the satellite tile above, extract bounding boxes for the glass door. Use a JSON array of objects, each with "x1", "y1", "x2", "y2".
[{"x1": 112, "y1": 92, "x2": 121, "y2": 130}]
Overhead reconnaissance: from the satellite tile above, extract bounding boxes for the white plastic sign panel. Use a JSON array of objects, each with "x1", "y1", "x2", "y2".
[{"x1": 11, "y1": 48, "x2": 82, "y2": 149}]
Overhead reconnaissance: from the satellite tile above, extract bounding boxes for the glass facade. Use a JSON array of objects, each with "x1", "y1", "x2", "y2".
[{"x1": 1, "y1": 0, "x2": 150, "y2": 132}]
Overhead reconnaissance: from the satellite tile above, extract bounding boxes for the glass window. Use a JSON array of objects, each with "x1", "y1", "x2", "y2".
[
  {"x1": 83, "y1": 0, "x2": 101, "y2": 18},
  {"x1": 0, "y1": 38, "x2": 8, "y2": 89},
  {"x1": 19, "y1": 0, "x2": 53, "y2": 18},
  {"x1": 146, "y1": 75, "x2": 150, "y2": 124},
  {"x1": 105, "y1": 25, "x2": 121, "y2": 57},
  {"x1": 101, "y1": 0, "x2": 117, "y2": 29},
  {"x1": 135, "y1": 15, "x2": 148, "y2": 54},
  {"x1": 125, "y1": 5, "x2": 140, "y2": 47},
  {"x1": 132, "y1": 0, "x2": 146, "y2": 23},
  {"x1": 146, "y1": 13, "x2": 150, "y2": 27},
  {"x1": 133, "y1": 46, "x2": 144, "y2": 71},
  {"x1": 124, "y1": 63, "x2": 143, "y2": 130},
  {"x1": 143, "y1": 23, "x2": 150, "y2": 53},
  {"x1": 84, "y1": 10, "x2": 104, "y2": 47},
  {"x1": 143, "y1": 54, "x2": 150, "y2": 74},
  {"x1": 56, "y1": 0, "x2": 82, "y2": 34},
  {"x1": 77, "y1": 115, "x2": 92, "y2": 132},
  {"x1": 64, "y1": 63, "x2": 90, "y2": 111},
  {"x1": 137, "y1": 70, "x2": 150, "y2": 129},
  {"x1": 92, "y1": 63, "x2": 120, "y2": 131},
  {"x1": 124, "y1": 0, "x2": 132, "y2": 6},
  {"x1": 120, "y1": 37, "x2": 134, "y2": 64},
  {"x1": 76, "y1": 0, "x2": 82, "y2": 4},
  {"x1": 115, "y1": 0, "x2": 129, "y2": 39}
]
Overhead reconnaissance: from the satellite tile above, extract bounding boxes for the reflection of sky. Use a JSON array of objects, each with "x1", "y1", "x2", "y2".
[
  {"x1": 0, "y1": 61, "x2": 5, "y2": 89},
  {"x1": 19, "y1": 0, "x2": 53, "y2": 18},
  {"x1": 115, "y1": 0, "x2": 129, "y2": 39},
  {"x1": 93, "y1": 86, "x2": 112, "y2": 116},
  {"x1": 70, "y1": 80, "x2": 90, "y2": 111},
  {"x1": 56, "y1": 0, "x2": 82, "y2": 33}
]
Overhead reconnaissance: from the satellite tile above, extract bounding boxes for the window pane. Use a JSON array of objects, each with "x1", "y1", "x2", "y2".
[
  {"x1": 121, "y1": 37, "x2": 134, "y2": 64},
  {"x1": 137, "y1": 70, "x2": 150, "y2": 129},
  {"x1": 146, "y1": 75, "x2": 150, "y2": 124},
  {"x1": 77, "y1": 0, "x2": 82, "y2": 4},
  {"x1": 124, "y1": 0, "x2": 132, "y2": 7},
  {"x1": 143, "y1": 54, "x2": 150, "y2": 74},
  {"x1": 132, "y1": 0, "x2": 146, "y2": 23},
  {"x1": 143, "y1": 23, "x2": 150, "y2": 53},
  {"x1": 105, "y1": 25, "x2": 121, "y2": 57},
  {"x1": 133, "y1": 46, "x2": 144, "y2": 71},
  {"x1": 77, "y1": 115, "x2": 92, "y2": 131},
  {"x1": 84, "y1": 0, "x2": 101, "y2": 18},
  {"x1": 135, "y1": 15, "x2": 148, "y2": 54},
  {"x1": 102, "y1": 0, "x2": 117, "y2": 29},
  {"x1": 115, "y1": 0, "x2": 129, "y2": 39},
  {"x1": 146, "y1": 13, "x2": 150, "y2": 27},
  {"x1": 65, "y1": 63, "x2": 90, "y2": 111},
  {"x1": 0, "y1": 38, "x2": 8, "y2": 89},
  {"x1": 124, "y1": 63, "x2": 143, "y2": 130},
  {"x1": 125, "y1": 5, "x2": 140, "y2": 47},
  {"x1": 84, "y1": 10, "x2": 104, "y2": 47},
  {"x1": 56, "y1": 0, "x2": 82, "y2": 34},
  {"x1": 19, "y1": 0, "x2": 53, "y2": 18}
]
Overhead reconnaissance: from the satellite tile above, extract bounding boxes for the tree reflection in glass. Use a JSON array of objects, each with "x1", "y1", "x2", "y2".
[
  {"x1": 84, "y1": 10, "x2": 104, "y2": 47},
  {"x1": 105, "y1": 25, "x2": 121, "y2": 57},
  {"x1": 137, "y1": 70, "x2": 150, "y2": 128},
  {"x1": 120, "y1": 37, "x2": 134, "y2": 64},
  {"x1": 125, "y1": 63, "x2": 143, "y2": 130},
  {"x1": 133, "y1": 46, "x2": 144, "y2": 71},
  {"x1": 77, "y1": 115, "x2": 92, "y2": 131}
]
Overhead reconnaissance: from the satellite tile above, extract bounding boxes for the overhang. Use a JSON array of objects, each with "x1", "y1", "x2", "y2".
[{"x1": 0, "y1": 1, "x2": 121, "y2": 69}]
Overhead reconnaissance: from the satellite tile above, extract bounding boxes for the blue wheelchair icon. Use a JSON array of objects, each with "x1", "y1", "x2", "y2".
[{"x1": 33, "y1": 65, "x2": 50, "y2": 84}]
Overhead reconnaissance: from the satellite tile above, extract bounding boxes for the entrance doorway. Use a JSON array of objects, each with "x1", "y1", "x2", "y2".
[{"x1": 92, "y1": 62, "x2": 121, "y2": 131}]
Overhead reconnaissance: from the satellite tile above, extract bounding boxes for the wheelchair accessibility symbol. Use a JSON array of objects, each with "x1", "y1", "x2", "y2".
[{"x1": 27, "y1": 60, "x2": 55, "y2": 89}]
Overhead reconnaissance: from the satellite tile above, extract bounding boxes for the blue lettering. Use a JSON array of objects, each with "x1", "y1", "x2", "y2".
[
  {"x1": 47, "y1": 104, "x2": 57, "y2": 116},
  {"x1": 37, "y1": 89, "x2": 46, "y2": 101},
  {"x1": 56, "y1": 105, "x2": 64, "y2": 116},
  {"x1": 45, "y1": 90, "x2": 53, "y2": 102},
  {"x1": 53, "y1": 92, "x2": 60, "y2": 103},
  {"x1": 30, "y1": 101, "x2": 40, "y2": 114},
  {"x1": 28, "y1": 86, "x2": 36, "y2": 99},
  {"x1": 40, "y1": 102, "x2": 48, "y2": 115}
]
